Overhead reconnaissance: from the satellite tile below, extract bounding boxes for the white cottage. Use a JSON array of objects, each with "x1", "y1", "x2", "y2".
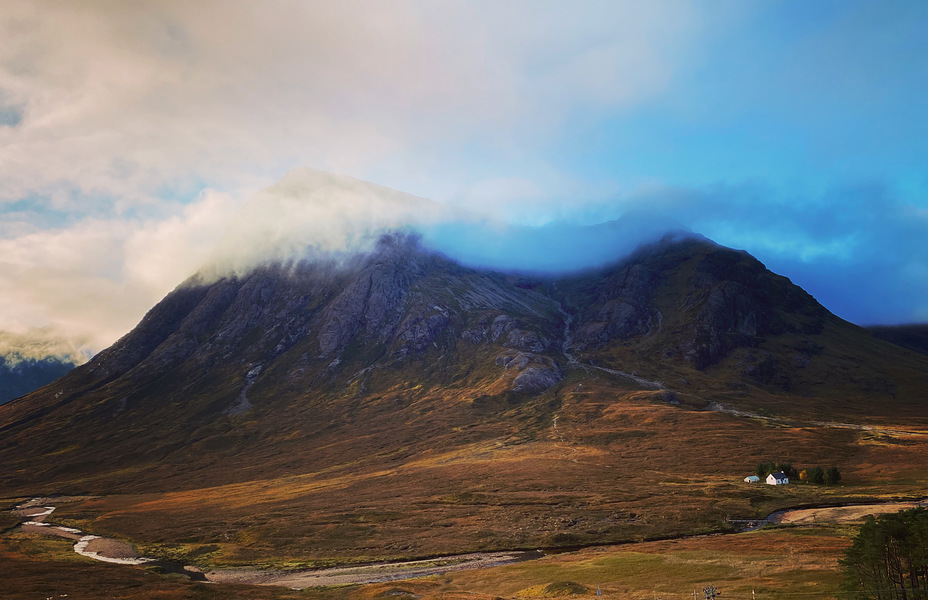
[
  {"x1": 766, "y1": 472, "x2": 789, "y2": 485},
  {"x1": 744, "y1": 475, "x2": 760, "y2": 483}
]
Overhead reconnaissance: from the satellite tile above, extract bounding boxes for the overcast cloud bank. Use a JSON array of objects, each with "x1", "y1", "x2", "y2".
[
  {"x1": 5, "y1": 168, "x2": 926, "y2": 360},
  {"x1": 1, "y1": 1, "x2": 926, "y2": 356}
]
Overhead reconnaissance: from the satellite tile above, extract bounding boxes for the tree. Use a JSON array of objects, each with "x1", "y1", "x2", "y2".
[
  {"x1": 755, "y1": 461, "x2": 797, "y2": 479},
  {"x1": 755, "y1": 462, "x2": 775, "y2": 478},
  {"x1": 809, "y1": 466, "x2": 825, "y2": 484},
  {"x1": 841, "y1": 507, "x2": 928, "y2": 599},
  {"x1": 774, "y1": 462, "x2": 798, "y2": 481},
  {"x1": 824, "y1": 466, "x2": 841, "y2": 485},
  {"x1": 799, "y1": 469, "x2": 810, "y2": 482}
]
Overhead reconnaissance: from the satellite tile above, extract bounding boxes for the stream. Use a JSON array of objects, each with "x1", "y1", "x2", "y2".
[{"x1": 11, "y1": 496, "x2": 927, "y2": 589}]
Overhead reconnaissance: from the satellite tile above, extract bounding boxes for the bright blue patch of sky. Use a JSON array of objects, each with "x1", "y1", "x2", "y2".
[
  {"x1": 553, "y1": 0, "x2": 928, "y2": 201},
  {"x1": 462, "y1": 0, "x2": 928, "y2": 326}
]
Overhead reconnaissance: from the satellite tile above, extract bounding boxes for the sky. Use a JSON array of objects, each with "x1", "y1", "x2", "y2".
[{"x1": 1, "y1": 0, "x2": 927, "y2": 360}]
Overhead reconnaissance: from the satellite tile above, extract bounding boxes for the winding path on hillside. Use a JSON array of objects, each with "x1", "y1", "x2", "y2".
[
  {"x1": 707, "y1": 401, "x2": 928, "y2": 437},
  {"x1": 557, "y1": 302, "x2": 665, "y2": 390}
]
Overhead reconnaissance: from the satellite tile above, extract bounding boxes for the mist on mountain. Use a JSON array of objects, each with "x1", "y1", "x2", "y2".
[{"x1": 197, "y1": 167, "x2": 689, "y2": 281}]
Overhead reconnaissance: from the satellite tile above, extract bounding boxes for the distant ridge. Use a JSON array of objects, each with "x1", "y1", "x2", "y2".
[
  {"x1": 868, "y1": 324, "x2": 928, "y2": 356},
  {"x1": 0, "y1": 354, "x2": 76, "y2": 406}
]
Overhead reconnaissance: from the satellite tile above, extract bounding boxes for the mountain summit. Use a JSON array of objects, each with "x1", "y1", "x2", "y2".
[{"x1": 2, "y1": 231, "x2": 927, "y2": 561}]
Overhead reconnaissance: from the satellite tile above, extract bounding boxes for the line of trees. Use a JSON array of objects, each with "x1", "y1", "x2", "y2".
[
  {"x1": 755, "y1": 461, "x2": 841, "y2": 484},
  {"x1": 842, "y1": 507, "x2": 928, "y2": 599}
]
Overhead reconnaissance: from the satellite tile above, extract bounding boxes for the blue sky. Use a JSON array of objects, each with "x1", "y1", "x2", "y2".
[{"x1": 0, "y1": 1, "x2": 926, "y2": 354}]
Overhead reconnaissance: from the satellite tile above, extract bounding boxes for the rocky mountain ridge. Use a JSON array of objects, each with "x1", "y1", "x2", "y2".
[
  {"x1": 37, "y1": 232, "x2": 827, "y2": 411},
  {"x1": 1, "y1": 231, "x2": 925, "y2": 495}
]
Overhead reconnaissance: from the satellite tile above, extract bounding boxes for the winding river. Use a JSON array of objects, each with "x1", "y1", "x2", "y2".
[{"x1": 11, "y1": 496, "x2": 927, "y2": 589}]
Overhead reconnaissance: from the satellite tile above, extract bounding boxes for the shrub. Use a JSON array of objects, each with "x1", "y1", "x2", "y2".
[{"x1": 543, "y1": 582, "x2": 590, "y2": 596}]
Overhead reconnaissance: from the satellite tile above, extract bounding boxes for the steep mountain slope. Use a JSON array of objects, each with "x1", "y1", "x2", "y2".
[{"x1": 2, "y1": 232, "x2": 927, "y2": 564}]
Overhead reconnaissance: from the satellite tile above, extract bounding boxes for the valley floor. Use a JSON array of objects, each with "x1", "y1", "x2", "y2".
[{"x1": 3, "y1": 497, "x2": 924, "y2": 599}]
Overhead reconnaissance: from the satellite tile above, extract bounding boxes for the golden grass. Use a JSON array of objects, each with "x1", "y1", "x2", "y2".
[
  {"x1": 41, "y1": 380, "x2": 928, "y2": 571},
  {"x1": 376, "y1": 527, "x2": 851, "y2": 600}
]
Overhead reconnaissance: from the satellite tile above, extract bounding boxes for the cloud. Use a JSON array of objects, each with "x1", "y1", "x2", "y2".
[
  {"x1": 0, "y1": 0, "x2": 715, "y2": 219},
  {"x1": 0, "y1": 189, "x2": 237, "y2": 351},
  {"x1": 0, "y1": 329, "x2": 92, "y2": 366},
  {"x1": 0, "y1": 165, "x2": 925, "y2": 361},
  {"x1": 200, "y1": 168, "x2": 461, "y2": 277}
]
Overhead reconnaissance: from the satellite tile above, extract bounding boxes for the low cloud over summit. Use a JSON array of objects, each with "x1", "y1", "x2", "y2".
[{"x1": 1, "y1": 2, "x2": 927, "y2": 355}]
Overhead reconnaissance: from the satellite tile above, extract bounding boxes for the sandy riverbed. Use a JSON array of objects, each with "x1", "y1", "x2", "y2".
[
  {"x1": 206, "y1": 551, "x2": 540, "y2": 588},
  {"x1": 771, "y1": 502, "x2": 923, "y2": 525}
]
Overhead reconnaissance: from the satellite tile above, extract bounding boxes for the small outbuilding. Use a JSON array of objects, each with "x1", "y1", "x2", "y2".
[
  {"x1": 744, "y1": 475, "x2": 760, "y2": 483},
  {"x1": 766, "y1": 472, "x2": 789, "y2": 485}
]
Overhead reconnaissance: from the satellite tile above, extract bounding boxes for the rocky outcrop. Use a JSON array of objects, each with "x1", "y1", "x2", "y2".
[
  {"x1": 394, "y1": 306, "x2": 451, "y2": 355},
  {"x1": 572, "y1": 264, "x2": 655, "y2": 349},
  {"x1": 512, "y1": 366, "x2": 562, "y2": 394},
  {"x1": 21, "y1": 233, "x2": 841, "y2": 427},
  {"x1": 494, "y1": 351, "x2": 562, "y2": 394},
  {"x1": 679, "y1": 281, "x2": 763, "y2": 369}
]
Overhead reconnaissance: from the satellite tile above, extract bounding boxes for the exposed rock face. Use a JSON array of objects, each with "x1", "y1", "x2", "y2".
[
  {"x1": 573, "y1": 264, "x2": 655, "y2": 348},
  {"x1": 394, "y1": 305, "x2": 451, "y2": 356},
  {"x1": 564, "y1": 241, "x2": 826, "y2": 370},
  {"x1": 680, "y1": 281, "x2": 762, "y2": 369},
  {"x1": 512, "y1": 365, "x2": 563, "y2": 394},
  {"x1": 1, "y1": 232, "x2": 837, "y2": 442},
  {"x1": 5, "y1": 229, "x2": 922, "y2": 497}
]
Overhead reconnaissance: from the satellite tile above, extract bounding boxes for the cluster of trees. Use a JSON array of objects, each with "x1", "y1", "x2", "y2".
[
  {"x1": 755, "y1": 461, "x2": 841, "y2": 485},
  {"x1": 842, "y1": 507, "x2": 928, "y2": 599},
  {"x1": 799, "y1": 466, "x2": 841, "y2": 485}
]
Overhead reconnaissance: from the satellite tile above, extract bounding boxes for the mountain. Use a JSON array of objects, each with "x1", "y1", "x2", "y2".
[
  {"x1": 0, "y1": 354, "x2": 76, "y2": 406},
  {"x1": 2, "y1": 232, "x2": 927, "y2": 564},
  {"x1": 868, "y1": 324, "x2": 928, "y2": 357}
]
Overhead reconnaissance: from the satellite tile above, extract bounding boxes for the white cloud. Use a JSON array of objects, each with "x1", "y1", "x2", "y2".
[
  {"x1": 0, "y1": 169, "x2": 461, "y2": 352},
  {"x1": 0, "y1": 189, "x2": 237, "y2": 351},
  {"x1": 0, "y1": 1, "x2": 737, "y2": 354},
  {"x1": 0, "y1": 328, "x2": 92, "y2": 365},
  {"x1": 200, "y1": 168, "x2": 460, "y2": 277},
  {"x1": 0, "y1": 0, "x2": 714, "y2": 216}
]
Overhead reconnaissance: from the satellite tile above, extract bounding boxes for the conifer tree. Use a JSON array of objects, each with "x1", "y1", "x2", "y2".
[{"x1": 842, "y1": 507, "x2": 928, "y2": 598}]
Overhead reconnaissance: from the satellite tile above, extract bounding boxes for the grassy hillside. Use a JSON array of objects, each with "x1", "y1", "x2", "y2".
[{"x1": 1, "y1": 235, "x2": 927, "y2": 570}]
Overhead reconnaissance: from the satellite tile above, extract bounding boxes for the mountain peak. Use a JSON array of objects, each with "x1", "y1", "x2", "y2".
[{"x1": 3, "y1": 231, "x2": 925, "y2": 501}]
